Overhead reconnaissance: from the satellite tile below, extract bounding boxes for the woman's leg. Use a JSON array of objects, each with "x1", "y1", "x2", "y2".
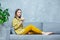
[
  {"x1": 19, "y1": 24, "x2": 42, "y2": 34},
  {"x1": 19, "y1": 24, "x2": 53, "y2": 35},
  {"x1": 18, "y1": 24, "x2": 32, "y2": 34},
  {"x1": 31, "y1": 25, "x2": 53, "y2": 35},
  {"x1": 31, "y1": 24, "x2": 42, "y2": 34},
  {"x1": 30, "y1": 24, "x2": 53, "y2": 35}
]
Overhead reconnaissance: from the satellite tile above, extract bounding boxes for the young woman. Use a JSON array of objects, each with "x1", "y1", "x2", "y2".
[{"x1": 12, "y1": 9, "x2": 53, "y2": 35}]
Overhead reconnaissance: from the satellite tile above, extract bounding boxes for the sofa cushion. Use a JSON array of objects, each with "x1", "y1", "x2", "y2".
[
  {"x1": 43, "y1": 35, "x2": 60, "y2": 40},
  {"x1": 43, "y1": 22, "x2": 60, "y2": 33},
  {"x1": 10, "y1": 35, "x2": 60, "y2": 40},
  {"x1": 10, "y1": 35, "x2": 42, "y2": 40}
]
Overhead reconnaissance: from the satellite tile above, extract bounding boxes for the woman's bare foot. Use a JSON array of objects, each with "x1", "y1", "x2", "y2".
[{"x1": 42, "y1": 32, "x2": 53, "y2": 35}]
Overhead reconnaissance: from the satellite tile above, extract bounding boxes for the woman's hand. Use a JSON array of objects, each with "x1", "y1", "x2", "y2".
[
  {"x1": 21, "y1": 17, "x2": 24, "y2": 22},
  {"x1": 19, "y1": 21, "x2": 23, "y2": 25}
]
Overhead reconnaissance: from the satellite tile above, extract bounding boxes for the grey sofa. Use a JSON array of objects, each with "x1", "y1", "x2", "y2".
[
  {"x1": 0, "y1": 23, "x2": 10, "y2": 40},
  {"x1": 10, "y1": 22, "x2": 60, "y2": 40}
]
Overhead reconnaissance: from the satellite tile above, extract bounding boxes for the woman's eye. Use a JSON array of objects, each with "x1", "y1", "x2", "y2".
[
  {"x1": 18, "y1": 12, "x2": 21, "y2": 13},
  {"x1": 20, "y1": 12, "x2": 22, "y2": 13}
]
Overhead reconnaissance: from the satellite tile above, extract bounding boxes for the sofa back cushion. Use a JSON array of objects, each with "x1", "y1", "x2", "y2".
[
  {"x1": 23, "y1": 22, "x2": 43, "y2": 30},
  {"x1": 43, "y1": 22, "x2": 60, "y2": 33}
]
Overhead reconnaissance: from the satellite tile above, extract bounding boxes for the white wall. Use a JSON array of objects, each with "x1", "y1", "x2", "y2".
[{"x1": 0, "y1": 0, "x2": 60, "y2": 23}]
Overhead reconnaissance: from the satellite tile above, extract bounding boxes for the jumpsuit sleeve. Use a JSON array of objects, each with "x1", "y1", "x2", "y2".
[{"x1": 12, "y1": 18, "x2": 21, "y2": 30}]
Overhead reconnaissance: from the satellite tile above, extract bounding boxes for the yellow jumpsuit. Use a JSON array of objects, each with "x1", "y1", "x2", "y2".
[{"x1": 12, "y1": 17, "x2": 42, "y2": 35}]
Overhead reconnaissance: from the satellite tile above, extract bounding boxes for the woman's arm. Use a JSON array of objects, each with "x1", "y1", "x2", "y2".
[{"x1": 12, "y1": 18, "x2": 23, "y2": 30}]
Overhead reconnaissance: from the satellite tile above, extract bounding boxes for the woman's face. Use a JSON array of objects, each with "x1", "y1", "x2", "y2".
[{"x1": 17, "y1": 10, "x2": 22, "y2": 17}]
